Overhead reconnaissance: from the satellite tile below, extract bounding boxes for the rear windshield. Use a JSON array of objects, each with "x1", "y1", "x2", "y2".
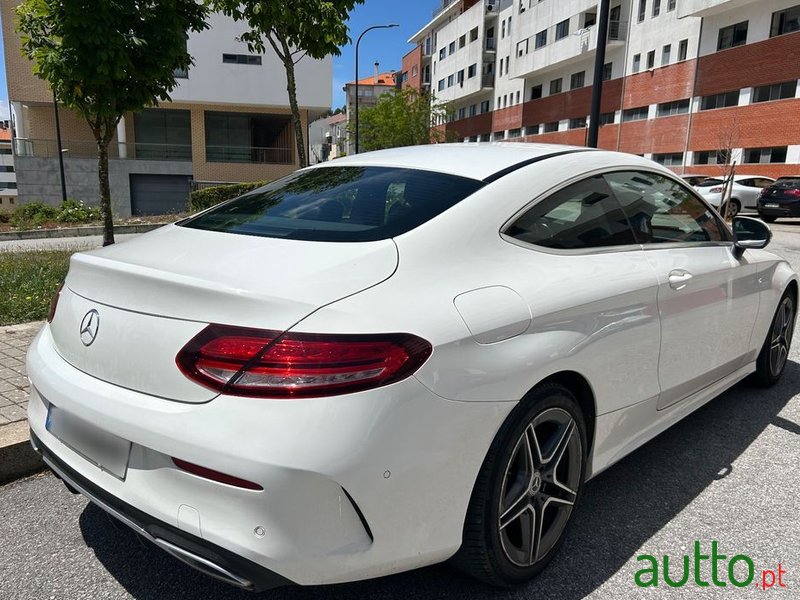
[
  {"x1": 180, "y1": 166, "x2": 484, "y2": 242},
  {"x1": 696, "y1": 178, "x2": 723, "y2": 187},
  {"x1": 775, "y1": 177, "x2": 800, "y2": 188}
]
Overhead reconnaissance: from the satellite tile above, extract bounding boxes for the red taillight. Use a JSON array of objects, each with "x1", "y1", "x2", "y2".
[
  {"x1": 47, "y1": 282, "x2": 64, "y2": 323},
  {"x1": 176, "y1": 325, "x2": 432, "y2": 398},
  {"x1": 172, "y1": 458, "x2": 263, "y2": 490},
  {"x1": 710, "y1": 187, "x2": 723, "y2": 193},
  {"x1": 785, "y1": 188, "x2": 800, "y2": 197}
]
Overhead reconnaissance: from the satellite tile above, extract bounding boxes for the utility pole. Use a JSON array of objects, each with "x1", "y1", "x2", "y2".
[
  {"x1": 587, "y1": 0, "x2": 611, "y2": 148},
  {"x1": 52, "y1": 88, "x2": 68, "y2": 203}
]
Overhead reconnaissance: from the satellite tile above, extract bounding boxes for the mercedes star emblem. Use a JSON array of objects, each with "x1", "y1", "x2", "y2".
[{"x1": 79, "y1": 309, "x2": 100, "y2": 346}]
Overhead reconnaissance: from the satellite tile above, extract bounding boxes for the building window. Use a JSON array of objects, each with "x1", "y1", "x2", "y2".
[
  {"x1": 459, "y1": 34, "x2": 466, "y2": 49},
  {"x1": 753, "y1": 80, "x2": 797, "y2": 103},
  {"x1": 526, "y1": 125, "x2": 540, "y2": 136},
  {"x1": 517, "y1": 39, "x2": 529, "y2": 57},
  {"x1": 653, "y1": 152, "x2": 683, "y2": 166},
  {"x1": 599, "y1": 112, "x2": 616, "y2": 125},
  {"x1": 662, "y1": 44, "x2": 671, "y2": 65},
  {"x1": 693, "y1": 150, "x2": 725, "y2": 165},
  {"x1": 449, "y1": 41, "x2": 456, "y2": 55},
  {"x1": 701, "y1": 91, "x2": 740, "y2": 110},
  {"x1": 412, "y1": 65, "x2": 418, "y2": 77},
  {"x1": 632, "y1": 53, "x2": 641, "y2": 73},
  {"x1": 570, "y1": 71, "x2": 586, "y2": 89},
  {"x1": 530, "y1": 84, "x2": 543, "y2": 100},
  {"x1": 569, "y1": 117, "x2": 587, "y2": 129},
  {"x1": 222, "y1": 53, "x2": 262, "y2": 65},
  {"x1": 205, "y1": 111, "x2": 292, "y2": 164},
  {"x1": 480, "y1": 100, "x2": 490, "y2": 113},
  {"x1": 771, "y1": 5, "x2": 800, "y2": 37},
  {"x1": 470, "y1": 27, "x2": 479, "y2": 42},
  {"x1": 657, "y1": 99, "x2": 690, "y2": 117},
  {"x1": 543, "y1": 121, "x2": 560, "y2": 133},
  {"x1": 556, "y1": 19, "x2": 570, "y2": 40},
  {"x1": 505, "y1": 56, "x2": 510, "y2": 74},
  {"x1": 458, "y1": 107, "x2": 466, "y2": 120},
  {"x1": 508, "y1": 128, "x2": 522, "y2": 138},
  {"x1": 0, "y1": 182, "x2": 18, "y2": 190},
  {"x1": 468, "y1": 64, "x2": 477, "y2": 78},
  {"x1": 447, "y1": 74, "x2": 454, "y2": 87},
  {"x1": 438, "y1": 79, "x2": 445, "y2": 91},
  {"x1": 133, "y1": 108, "x2": 192, "y2": 160},
  {"x1": 469, "y1": 104, "x2": 477, "y2": 117},
  {"x1": 457, "y1": 70, "x2": 465, "y2": 85},
  {"x1": 668, "y1": 0, "x2": 676, "y2": 11},
  {"x1": 744, "y1": 147, "x2": 788, "y2": 164},
  {"x1": 499, "y1": 60, "x2": 504, "y2": 77},
  {"x1": 678, "y1": 39, "x2": 688, "y2": 61},
  {"x1": 502, "y1": 19, "x2": 506, "y2": 39},
  {"x1": 439, "y1": 48, "x2": 446, "y2": 60},
  {"x1": 653, "y1": 0, "x2": 661, "y2": 17},
  {"x1": 535, "y1": 29, "x2": 547, "y2": 48},
  {"x1": 549, "y1": 78, "x2": 563, "y2": 95},
  {"x1": 646, "y1": 50, "x2": 655, "y2": 69},
  {"x1": 503, "y1": 94, "x2": 508, "y2": 107},
  {"x1": 638, "y1": 0, "x2": 646, "y2": 22},
  {"x1": 603, "y1": 62, "x2": 613, "y2": 81},
  {"x1": 622, "y1": 106, "x2": 649, "y2": 122},
  {"x1": 516, "y1": 91, "x2": 520, "y2": 104},
  {"x1": 718, "y1": 21, "x2": 748, "y2": 50},
  {"x1": 0, "y1": 165, "x2": 14, "y2": 173}
]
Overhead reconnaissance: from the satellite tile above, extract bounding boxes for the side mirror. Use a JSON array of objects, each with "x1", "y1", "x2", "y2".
[{"x1": 733, "y1": 216, "x2": 772, "y2": 256}]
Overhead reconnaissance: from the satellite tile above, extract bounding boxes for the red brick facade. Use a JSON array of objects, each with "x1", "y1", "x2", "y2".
[{"x1": 401, "y1": 46, "x2": 424, "y2": 92}]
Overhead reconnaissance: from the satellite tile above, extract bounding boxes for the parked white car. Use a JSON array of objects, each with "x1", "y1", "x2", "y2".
[
  {"x1": 27, "y1": 145, "x2": 796, "y2": 591},
  {"x1": 695, "y1": 174, "x2": 776, "y2": 216}
]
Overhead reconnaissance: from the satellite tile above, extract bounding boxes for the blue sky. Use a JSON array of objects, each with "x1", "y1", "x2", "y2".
[{"x1": 0, "y1": 1, "x2": 438, "y2": 117}]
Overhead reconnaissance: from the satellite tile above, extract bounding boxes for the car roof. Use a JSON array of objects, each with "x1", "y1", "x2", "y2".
[{"x1": 316, "y1": 143, "x2": 595, "y2": 181}]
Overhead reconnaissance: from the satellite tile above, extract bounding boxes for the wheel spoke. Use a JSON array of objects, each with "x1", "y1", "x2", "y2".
[{"x1": 499, "y1": 493, "x2": 532, "y2": 531}]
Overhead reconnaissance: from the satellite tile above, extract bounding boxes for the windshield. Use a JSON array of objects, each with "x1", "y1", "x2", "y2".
[
  {"x1": 180, "y1": 166, "x2": 484, "y2": 242},
  {"x1": 775, "y1": 177, "x2": 800, "y2": 188}
]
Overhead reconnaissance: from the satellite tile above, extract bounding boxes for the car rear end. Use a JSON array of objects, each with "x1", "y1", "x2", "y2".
[
  {"x1": 26, "y1": 165, "x2": 503, "y2": 588},
  {"x1": 758, "y1": 177, "x2": 800, "y2": 220}
]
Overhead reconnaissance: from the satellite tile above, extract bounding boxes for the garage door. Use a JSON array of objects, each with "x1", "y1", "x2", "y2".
[{"x1": 130, "y1": 174, "x2": 191, "y2": 216}]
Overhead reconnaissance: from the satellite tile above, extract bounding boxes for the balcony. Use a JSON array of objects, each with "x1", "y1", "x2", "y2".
[
  {"x1": 482, "y1": 73, "x2": 496, "y2": 88},
  {"x1": 510, "y1": 21, "x2": 627, "y2": 80},
  {"x1": 485, "y1": 37, "x2": 496, "y2": 52},
  {"x1": 678, "y1": 0, "x2": 762, "y2": 19},
  {"x1": 14, "y1": 138, "x2": 192, "y2": 161}
]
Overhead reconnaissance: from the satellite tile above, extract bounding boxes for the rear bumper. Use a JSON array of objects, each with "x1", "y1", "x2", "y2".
[
  {"x1": 31, "y1": 430, "x2": 291, "y2": 591},
  {"x1": 758, "y1": 203, "x2": 800, "y2": 217},
  {"x1": 27, "y1": 325, "x2": 513, "y2": 586}
]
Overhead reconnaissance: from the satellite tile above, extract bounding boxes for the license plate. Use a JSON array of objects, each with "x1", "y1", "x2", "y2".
[
  {"x1": 764, "y1": 203, "x2": 779, "y2": 208},
  {"x1": 46, "y1": 405, "x2": 131, "y2": 479}
]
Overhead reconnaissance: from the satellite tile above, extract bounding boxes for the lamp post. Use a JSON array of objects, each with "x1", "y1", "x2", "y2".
[
  {"x1": 354, "y1": 23, "x2": 399, "y2": 154},
  {"x1": 587, "y1": 0, "x2": 611, "y2": 148},
  {"x1": 52, "y1": 88, "x2": 68, "y2": 203}
]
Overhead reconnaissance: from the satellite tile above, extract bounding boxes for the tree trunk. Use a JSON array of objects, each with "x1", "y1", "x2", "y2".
[
  {"x1": 282, "y1": 51, "x2": 307, "y2": 168},
  {"x1": 97, "y1": 139, "x2": 115, "y2": 246}
]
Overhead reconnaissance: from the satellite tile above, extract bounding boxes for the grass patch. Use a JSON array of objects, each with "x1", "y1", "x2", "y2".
[{"x1": 0, "y1": 248, "x2": 76, "y2": 326}]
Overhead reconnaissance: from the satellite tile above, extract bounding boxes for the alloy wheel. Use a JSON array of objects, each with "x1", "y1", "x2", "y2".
[
  {"x1": 769, "y1": 296, "x2": 794, "y2": 376},
  {"x1": 497, "y1": 407, "x2": 582, "y2": 567}
]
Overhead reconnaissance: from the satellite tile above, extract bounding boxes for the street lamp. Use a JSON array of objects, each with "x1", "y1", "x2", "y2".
[
  {"x1": 354, "y1": 23, "x2": 399, "y2": 154},
  {"x1": 52, "y1": 88, "x2": 68, "y2": 203}
]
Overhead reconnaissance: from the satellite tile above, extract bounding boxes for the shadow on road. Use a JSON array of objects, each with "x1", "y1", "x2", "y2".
[{"x1": 79, "y1": 362, "x2": 800, "y2": 600}]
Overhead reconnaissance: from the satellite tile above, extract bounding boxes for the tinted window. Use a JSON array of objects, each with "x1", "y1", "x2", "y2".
[
  {"x1": 181, "y1": 167, "x2": 484, "y2": 242},
  {"x1": 605, "y1": 172, "x2": 728, "y2": 244},
  {"x1": 505, "y1": 176, "x2": 638, "y2": 250}
]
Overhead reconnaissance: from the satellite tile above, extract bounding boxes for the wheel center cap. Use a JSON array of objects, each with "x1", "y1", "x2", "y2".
[{"x1": 529, "y1": 471, "x2": 542, "y2": 495}]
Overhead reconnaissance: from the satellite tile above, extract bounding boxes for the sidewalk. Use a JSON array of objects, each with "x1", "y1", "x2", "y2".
[{"x1": 0, "y1": 321, "x2": 43, "y2": 484}]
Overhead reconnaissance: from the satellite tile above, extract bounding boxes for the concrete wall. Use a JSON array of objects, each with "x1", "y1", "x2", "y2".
[{"x1": 14, "y1": 157, "x2": 193, "y2": 217}]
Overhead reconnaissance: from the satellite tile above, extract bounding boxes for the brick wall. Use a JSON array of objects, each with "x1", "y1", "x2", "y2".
[
  {"x1": 492, "y1": 104, "x2": 524, "y2": 132},
  {"x1": 1, "y1": 0, "x2": 52, "y2": 104},
  {"x1": 447, "y1": 111, "x2": 493, "y2": 138},
  {"x1": 402, "y1": 46, "x2": 424, "y2": 92},
  {"x1": 688, "y1": 100, "x2": 800, "y2": 151},
  {"x1": 695, "y1": 31, "x2": 800, "y2": 97},
  {"x1": 618, "y1": 114, "x2": 690, "y2": 154},
  {"x1": 521, "y1": 79, "x2": 623, "y2": 128},
  {"x1": 623, "y1": 60, "x2": 697, "y2": 109}
]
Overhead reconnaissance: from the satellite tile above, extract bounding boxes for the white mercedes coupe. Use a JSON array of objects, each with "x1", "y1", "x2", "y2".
[{"x1": 27, "y1": 144, "x2": 796, "y2": 590}]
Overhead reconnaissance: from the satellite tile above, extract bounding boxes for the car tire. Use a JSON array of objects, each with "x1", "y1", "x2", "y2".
[
  {"x1": 761, "y1": 215, "x2": 778, "y2": 223},
  {"x1": 723, "y1": 199, "x2": 741, "y2": 218},
  {"x1": 451, "y1": 383, "x2": 587, "y2": 587},
  {"x1": 750, "y1": 290, "x2": 796, "y2": 388}
]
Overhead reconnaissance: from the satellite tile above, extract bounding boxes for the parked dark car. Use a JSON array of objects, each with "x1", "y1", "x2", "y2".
[{"x1": 758, "y1": 177, "x2": 800, "y2": 223}]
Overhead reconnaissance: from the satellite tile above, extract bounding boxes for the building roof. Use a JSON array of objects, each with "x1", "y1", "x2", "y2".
[{"x1": 347, "y1": 72, "x2": 398, "y2": 87}]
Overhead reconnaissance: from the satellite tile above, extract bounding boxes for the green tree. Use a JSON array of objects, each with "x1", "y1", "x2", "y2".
[
  {"x1": 210, "y1": 0, "x2": 364, "y2": 169},
  {"x1": 16, "y1": 0, "x2": 209, "y2": 245},
  {"x1": 353, "y1": 88, "x2": 454, "y2": 152}
]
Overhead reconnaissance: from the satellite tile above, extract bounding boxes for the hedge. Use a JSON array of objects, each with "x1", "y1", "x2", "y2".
[{"x1": 189, "y1": 181, "x2": 269, "y2": 213}]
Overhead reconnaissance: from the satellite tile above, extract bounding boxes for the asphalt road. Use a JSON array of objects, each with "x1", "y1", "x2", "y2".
[{"x1": 2, "y1": 224, "x2": 800, "y2": 599}]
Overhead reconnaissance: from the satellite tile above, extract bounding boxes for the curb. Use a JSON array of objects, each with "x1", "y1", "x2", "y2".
[
  {"x1": 0, "y1": 223, "x2": 168, "y2": 242},
  {"x1": 0, "y1": 420, "x2": 43, "y2": 485}
]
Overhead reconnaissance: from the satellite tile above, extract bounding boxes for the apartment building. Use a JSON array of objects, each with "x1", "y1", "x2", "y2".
[
  {"x1": 308, "y1": 112, "x2": 348, "y2": 164},
  {"x1": 1, "y1": 4, "x2": 332, "y2": 216},
  {"x1": 408, "y1": 0, "x2": 800, "y2": 176},
  {"x1": 0, "y1": 122, "x2": 17, "y2": 211},
  {"x1": 343, "y1": 66, "x2": 399, "y2": 154}
]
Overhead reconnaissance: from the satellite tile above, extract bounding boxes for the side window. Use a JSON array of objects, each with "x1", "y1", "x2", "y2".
[
  {"x1": 738, "y1": 178, "x2": 755, "y2": 187},
  {"x1": 604, "y1": 171, "x2": 728, "y2": 244},
  {"x1": 505, "y1": 176, "x2": 638, "y2": 250},
  {"x1": 754, "y1": 178, "x2": 774, "y2": 188}
]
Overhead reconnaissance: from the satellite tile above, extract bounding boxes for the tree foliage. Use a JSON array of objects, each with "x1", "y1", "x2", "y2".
[
  {"x1": 16, "y1": 0, "x2": 209, "y2": 244},
  {"x1": 210, "y1": 0, "x2": 364, "y2": 168},
  {"x1": 353, "y1": 88, "x2": 455, "y2": 152}
]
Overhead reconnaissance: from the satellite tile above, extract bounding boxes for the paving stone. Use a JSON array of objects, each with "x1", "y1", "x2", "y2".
[{"x1": 0, "y1": 405, "x2": 27, "y2": 423}]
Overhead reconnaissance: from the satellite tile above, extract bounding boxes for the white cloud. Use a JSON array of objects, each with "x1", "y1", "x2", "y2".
[{"x1": 0, "y1": 100, "x2": 9, "y2": 122}]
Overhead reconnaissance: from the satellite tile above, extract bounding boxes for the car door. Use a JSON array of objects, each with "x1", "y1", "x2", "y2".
[
  {"x1": 502, "y1": 174, "x2": 662, "y2": 414},
  {"x1": 604, "y1": 171, "x2": 761, "y2": 409},
  {"x1": 736, "y1": 178, "x2": 763, "y2": 210}
]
